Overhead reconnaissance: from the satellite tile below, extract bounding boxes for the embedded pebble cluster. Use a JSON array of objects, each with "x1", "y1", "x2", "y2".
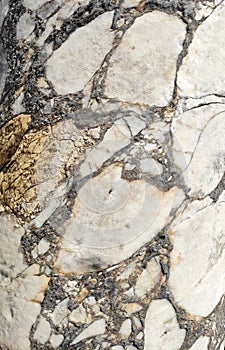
[{"x1": 0, "y1": 0, "x2": 225, "y2": 349}]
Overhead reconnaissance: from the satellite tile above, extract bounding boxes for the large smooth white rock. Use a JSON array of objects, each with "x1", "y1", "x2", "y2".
[
  {"x1": 105, "y1": 11, "x2": 186, "y2": 105},
  {"x1": 168, "y1": 199, "x2": 225, "y2": 317},
  {"x1": 46, "y1": 12, "x2": 114, "y2": 94},
  {"x1": 172, "y1": 105, "x2": 225, "y2": 198},
  {"x1": 177, "y1": 3, "x2": 225, "y2": 97},
  {"x1": 144, "y1": 299, "x2": 186, "y2": 350},
  {"x1": 54, "y1": 163, "x2": 182, "y2": 274}
]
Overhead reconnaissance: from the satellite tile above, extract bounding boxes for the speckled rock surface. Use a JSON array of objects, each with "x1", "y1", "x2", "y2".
[{"x1": 0, "y1": 0, "x2": 225, "y2": 349}]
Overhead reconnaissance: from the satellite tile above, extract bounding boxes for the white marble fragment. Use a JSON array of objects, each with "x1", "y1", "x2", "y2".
[
  {"x1": 54, "y1": 164, "x2": 181, "y2": 273},
  {"x1": 189, "y1": 336, "x2": 209, "y2": 350},
  {"x1": 119, "y1": 319, "x2": 132, "y2": 339},
  {"x1": 178, "y1": 2, "x2": 225, "y2": 98},
  {"x1": 169, "y1": 199, "x2": 225, "y2": 316},
  {"x1": 51, "y1": 298, "x2": 69, "y2": 325},
  {"x1": 37, "y1": 238, "x2": 50, "y2": 255},
  {"x1": 50, "y1": 334, "x2": 64, "y2": 348},
  {"x1": 144, "y1": 299, "x2": 186, "y2": 350},
  {"x1": 22, "y1": 0, "x2": 50, "y2": 10},
  {"x1": 17, "y1": 12, "x2": 35, "y2": 40},
  {"x1": 71, "y1": 318, "x2": 106, "y2": 345},
  {"x1": 135, "y1": 257, "x2": 161, "y2": 297},
  {"x1": 33, "y1": 316, "x2": 51, "y2": 344},
  {"x1": 105, "y1": 11, "x2": 186, "y2": 105},
  {"x1": 46, "y1": 12, "x2": 114, "y2": 94},
  {"x1": 69, "y1": 305, "x2": 89, "y2": 324},
  {"x1": 140, "y1": 158, "x2": 163, "y2": 175}
]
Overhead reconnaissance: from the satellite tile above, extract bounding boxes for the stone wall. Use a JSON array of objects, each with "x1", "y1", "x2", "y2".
[{"x1": 0, "y1": 0, "x2": 225, "y2": 349}]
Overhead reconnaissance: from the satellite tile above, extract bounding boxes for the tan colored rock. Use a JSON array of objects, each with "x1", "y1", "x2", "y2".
[
  {"x1": 46, "y1": 12, "x2": 114, "y2": 94},
  {"x1": 0, "y1": 114, "x2": 31, "y2": 168},
  {"x1": 144, "y1": 299, "x2": 186, "y2": 350},
  {"x1": 123, "y1": 303, "x2": 142, "y2": 315},
  {"x1": 105, "y1": 11, "x2": 186, "y2": 105}
]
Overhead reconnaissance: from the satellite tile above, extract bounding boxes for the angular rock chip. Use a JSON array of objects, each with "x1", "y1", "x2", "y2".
[
  {"x1": 177, "y1": 3, "x2": 225, "y2": 97},
  {"x1": 144, "y1": 299, "x2": 186, "y2": 350},
  {"x1": 53, "y1": 163, "x2": 181, "y2": 273},
  {"x1": 168, "y1": 199, "x2": 225, "y2": 316},
  {"x1": 105, "y1": 11, "x2": 186, "y2": 106},
  {"x1": 71, "y1": 318, "x2": 106, "y2": 345},
  {"x1": 46, "y1": 12, "x2": 114, "y2": 94}
]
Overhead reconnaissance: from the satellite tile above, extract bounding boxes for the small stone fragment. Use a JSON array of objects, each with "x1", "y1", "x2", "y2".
[
  {"x1": 144, "y1": 299, "x2": 186, "y2": 350},
  {"x1": 71, "y1": 318, "x2": 106, "y2": 345},
  {"x1": 123, "y1": 303, "x2": 142, "y2": 315},
  {"x1": 37, "y1": 238, "x2": 50, "y2": 255},
  {"x1": 50, "y1": 333, "x2": 64, "y2": 348},
  {"x1": 33, "y1": 316, "x2": 51, "y2": 344},
  {"x1": 119, "y1": 319, "x2": 132, "y2": 339},
  {"x1": 17, "y1": 12, "x2": 35, "y2": 40},
  {"x1": 135, "y1": 257, "x2": 161, "y2": 297},
  {"x1": 69, "y1": 305, "x2": 89, "y2": 324},
  {"x1": 51, "y1": 298, "x2": 68, "y2": 325},
  {"x1": 140, "y1": 158, "x2": 163, "y2": 175}
]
